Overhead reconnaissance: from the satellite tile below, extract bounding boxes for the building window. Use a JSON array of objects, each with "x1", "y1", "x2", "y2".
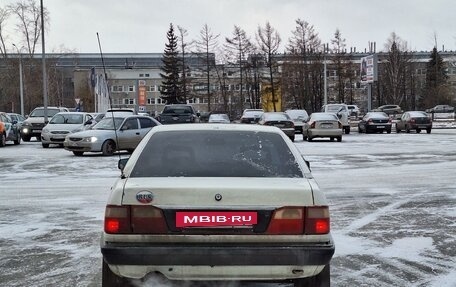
[
  {"x1": 156, "y1": 98, "x2": 163, "y2": 104},
  {"x1": 147, "y1": 98, "x2": 155, "y2": 104},
  {"x1": 147, "y1": 85, "x2": 157, "y2": 92},
  {"x1": 124, "y1": 98, "x2": 135, "y2": 105},
  {"x1": 128, "y1": 85, "x2": 135, "y2": 92},
  {"x1": 111, "y1": 85, "x2": 124, "y2": 92},
  {"x1": 145, "y1": 73, "x2": 150, "y2": 77},
  {"x1": 139, "y1": 73, "x2": 144, "y2": 77}
]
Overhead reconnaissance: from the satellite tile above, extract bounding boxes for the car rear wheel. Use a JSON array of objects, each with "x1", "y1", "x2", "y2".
[
  {"x1": 406, "y1": 125, "x2": 411, "y2": 133},
  {"x1": 293, "y1": 264, "x2": 330, "y2": 287},
  {"x1": 386, "y1": 129, "x2": 391, "y2": 134},
  {"x1": 337, "y1": 137, "x2": 342, "y2": 142},
  {"x1": 73, "y1": 151, "x2": 84, "y2": 156},
  {"x1": 426, "y1": 128, "x2": 432, "y2": 134},
  {"x1": 102, "y1": 260, "x2": 136, "y2": 287},
  {"x1": 416, "y1": 129, "x2": 421, "y2": 133},
  {"x1": 42, "y1": 143, "x2": 49, "y2": 148},
  {"x1": 330, "y1": 137, "x2": 334, "y2": 141},
  {"x1": 0, "y1": 133, "x2": 5, "y2": 147},
  {"x1": 102, "y1": 140, "x2": 116, "y2": 156},
  {"x1": 307, "y1": 136, "x2": 313, "y2": 142},
  {"x1": 344, "y1": 127, "x2": 350, "y2": 134},
  {"x1": 14, "y1": 133, "x2": 21, "y2": 145}
]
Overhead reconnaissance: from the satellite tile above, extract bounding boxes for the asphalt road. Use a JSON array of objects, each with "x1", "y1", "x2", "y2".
[{"x1": 0, "y1": 129, "x2": 455, "y2": 287}]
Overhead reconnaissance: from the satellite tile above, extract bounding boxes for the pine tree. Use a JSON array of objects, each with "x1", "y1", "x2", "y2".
[
  {"x1": 422, "y1": 47, "x2": 449, "y2": 108},
  {"x1": 160, "y1": 23, "x2": 182, "y2": 104}
]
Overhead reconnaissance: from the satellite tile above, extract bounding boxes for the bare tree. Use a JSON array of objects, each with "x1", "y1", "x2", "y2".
[
  {"x1": 8, "y1": 0, "x2": 49, "y2": 59},
  {"x1": 256, "y1": 21, "x2": 281, "y2": 111},
  {"x1": 286, "y1": 19, "x2": 322, "y2": 112},
  {"x1": 381, "y1": 32, "x2": 411, "y2": 107},
  {"x1": 177, "y1": 25, "x2": 192, "y2": 102},
  {"x1": 331, "y1": 29, "x2": 348, "y2": 103},
  {"x1": 225, "y1": 25, "x2": 252, "y2": 110},
  {"x1": 195, "y1": 24, "x2": 219, "y2": 111},
  {"x1": 0, "y1": 7, "x2": 9, "y2": 59}
]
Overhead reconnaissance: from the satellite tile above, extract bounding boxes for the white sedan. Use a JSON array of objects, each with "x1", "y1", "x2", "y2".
[
  {"x1": 100, "y1": 123, "x2": 334, "y2": 287},
  {"x1": 304, "y1": 113, "x2": 343, "y2": 142}
]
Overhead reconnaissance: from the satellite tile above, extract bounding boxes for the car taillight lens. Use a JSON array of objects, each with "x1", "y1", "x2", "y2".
[
  {"x1": 410, "y1": 118, "x2": 416, "y2": 123},
  {"x1": 105, "y1": 205, "x2": 130, "y2": 234},
  {"x1": 266, "y1": 207, "x2": 304, "y2": 234},
  {"x1": 338, "y1": 121, "x2": 342, "y2": 129},
  {"x1": 310, "y1": 122, "x2": 316, "y2": 129},
  {"x1": 305, "y1": 206, "x2": 330, "y2": 234},
  {"x1": 367, "y1": 119, "x2": 373, "y2": 125},
  {"x1": 265, "y1": 206, "x2": 330, "y2": 235},
  {"x1": 104, "y1": 205, "x2": 168, "y2": 234},
  {"x1": 131, "y1": 206, "x2": 168, "y2": 233}
]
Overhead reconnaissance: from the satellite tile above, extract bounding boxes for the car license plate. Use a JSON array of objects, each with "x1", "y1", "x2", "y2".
[
  {"x1": 377, "y1": 126, "x2": 385, "y2": 129},
  {"x1": 418, "y1": 125, "x2": 427, "y2": 128},
  {"x1": 321, "y1": 124, "x2": 332, "y2": 128},
  {"x1": 275, "y1": 124, "x2": 285, "y2": 128},
  {"x1": 32, "y1": 130, "x2": 41, "y2": 133},
  {"x1": 176, "y1": 211, "x2": 257, "y2": 227}
]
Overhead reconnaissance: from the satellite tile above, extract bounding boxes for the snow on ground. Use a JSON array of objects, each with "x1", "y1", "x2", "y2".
[{"x1": 0, "y1": 128, "x2": 455, "y2": 286}]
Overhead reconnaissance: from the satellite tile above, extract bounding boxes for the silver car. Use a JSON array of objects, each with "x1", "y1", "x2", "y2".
[
  {"x1": 285, "y1": 109, "x2": 309, "y2": 134},
  {"x1": 304, "y1": 112, "x2": 343, "y2": 142},
  {"x1": 208, "y1": 113, "x2": 230, "y2": 123},
  {"x1": 258, "y1": 112, "x2": 295, "y2": 141},
  {"x1": 101, "y1": 124, "x2": 334, "y2": 286},
  {"x1": 63, "y1": 115, "x2": 160, "y2": 156},
  {"x1": 41, "y1": 112, "x2": 94, "y2": 148}
]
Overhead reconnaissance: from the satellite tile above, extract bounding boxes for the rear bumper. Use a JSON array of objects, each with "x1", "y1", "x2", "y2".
[{"x1": 101, "y1": 241, "x2": 335, "y2": 266}]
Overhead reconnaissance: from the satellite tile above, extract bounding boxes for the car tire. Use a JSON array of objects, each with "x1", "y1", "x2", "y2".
[
  {"x1": 293, "y1": 264, "x2": 330, "y2": 287},
  {"x1": 406, "y1": 125, "x2": 411, "y2": 133},
  {"x1": 330, "y1": 137, "x2": 334, "y2": 141},
  {"x1": 14, "y1": 133, "x2": 21, "y2": 145},
  {"x1": 386, "y1": 129, "x2": 391, "y2": 134},
  {"x1": 36, "y1": 136, "x2": 41, "y2": 141},
  {"x1": 337, "y1": 137, "x2": 342, "y2": 142},
  {"x1": 344, "y1": 127, "x2": 350, "y2": 134},
  {"x1": 307, "y1": 136, "x2": 313, "y2": 142},
  {"x1": 102, "y1": 140, "x2": 116, "y2": 156},
  {"x1": 0, "y1": 133, "x2": 5, "y2": 147},
  {"x1": 22, "y1": 135, "x2": 31, "y2": 142},
  {"x1": 426, "y1": 129, "x2": 432, "y2": 134},
  {"x1": 289, "y1": 136, "x2": 295, "y2": 142},
  {"x1": 42, "y1": 143, "x2": 50, "y2": 148},
  {"x1": 73, "y1": 151, "x2": 84, "y2": 156},
  {"x1": 416, "y1": 129, "x2": 421, "y2": 133},
  {"x1": 102, "y1": 260, "x2": 135, "y2": 287},
  {"x1": 396, "y1": 128, "x2": 401, "y2": 133}
]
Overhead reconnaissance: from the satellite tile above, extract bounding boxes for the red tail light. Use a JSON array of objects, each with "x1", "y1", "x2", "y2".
[
  {"x1": 310, "y1": 122, "x2": 316, "y2": 129},
  {"x1": 104, "y1": 205, "x2": 168, "y2": 234},
  {"x1": 265, "y1": 206, "x2": 330, "y2": 235},
  {"x1": 266, "y1": 207, "x2": 304, "y2": 234},
  {"x1": 338, "y1": 121, "x2": 342, "y2": 129},
  {"x1": 305, "y1": 206, "x2": 330, "y2": 234},
  {"x1": 367, "y1": 119, "x2": 373, "y2": 125},
  {"x1": 410, "y1": 118, "x2": 416, "y2": 124}
]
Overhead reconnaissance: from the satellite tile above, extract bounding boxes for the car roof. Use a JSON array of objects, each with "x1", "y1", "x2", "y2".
[{"x1": 151, "y1": 123, "x2": 283, "y2": 134}]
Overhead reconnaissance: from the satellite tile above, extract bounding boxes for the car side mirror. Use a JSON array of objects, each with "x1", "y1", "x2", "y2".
[
  {"x1": 84, "y1": 120, "x2": 93, "y2": 125},
  {"x1": 196, "y1": 112, "x2": 201, "y2": 117},
  {"x1": 118, "y1": 158, "x2": 129, "y2": 171},
  {"x1": 302, "y1": 156, "x2": 311, "y2": 171}
]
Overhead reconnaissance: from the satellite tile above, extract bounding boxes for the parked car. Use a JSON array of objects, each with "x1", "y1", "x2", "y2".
[
  {"x1": 347, "y1": 104, "x2": 360, "y2": 118},
  {"x1": 304, "y1": 112, "x2": 343, "y2": 142},
  {"x1": 372, "y1": 104, "x2": 402, "y2": 116},
  {"x1": 396, "y1": 111, "x2": 432, "y2": 134},
  {"x1": 105, "y1": 108, "x2": 137, "y2": 118},
  {"x1": 358, "y1": 112, "x2": 392, "y2": 134},
  {"x1": 258, "y1": 112, "x2": 295, "y2": 141},
  {"x1": 0, "y1": 112, "x2": 21, "y2": 146},
  {"x1": 63, "y1": 115, "x2": 160, "y2": 156},
  {"x1": 321, "y1": 104, "x2": 350, "y2": 134},
  {"x1": 285, "y1": 109, "x2": 309, "y2": 134},
  {"x1": 41, "y1": 112, "x2": 95, "y2": 148},
  {"x1": 90, "y1": 112, "x2": 105, "y2": 123},
  {"x1": 240, "y1": 109, "x2": 264, "y2": 124},
  {"x1": 156, "y1": 104, "x2": 200, "y2": 124},
  {"x1": 208, "y1": 113, "x2": 230, "y2": 123},
  {"x1": 20, "y1": 106, "x2": 69, "y2": 141},
  {"x1": 7, "y1": 113, "x2": 26, "y2": 127},
  {"x1": 426, "y1": 104, "x2": 455, "y2": 113},
  {"x1": 100, "y1": 123, "x2": 334, "y2": 286}
]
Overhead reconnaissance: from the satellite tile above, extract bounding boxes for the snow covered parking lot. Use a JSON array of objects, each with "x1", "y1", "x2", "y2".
[{"x1": 0, "y1": 129, "x2": 455, "y2": 286}]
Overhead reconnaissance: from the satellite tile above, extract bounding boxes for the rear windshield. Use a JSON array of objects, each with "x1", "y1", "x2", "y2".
[
  {"x1": 130, "y1": 130, "x2": 303, "y2": 178},
  {"x1": 162, "y1": 106, "x2": 193, "y2": 114},
  {"x1": 30, "y1": 108, "x2": 61, "y2": 117}
]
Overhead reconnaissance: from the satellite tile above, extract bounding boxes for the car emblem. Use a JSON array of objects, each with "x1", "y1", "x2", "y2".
[
  {"x1": 136, "y1": 191, "x2": 153, "y2": 204},
  {"x1": 215, "y1": 194, "x2": 222, "y2": 201}
]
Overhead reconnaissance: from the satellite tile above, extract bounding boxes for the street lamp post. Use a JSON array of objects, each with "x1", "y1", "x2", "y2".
[{"x1": 12, "y1": 44, "x2": 25, "y2": 116}]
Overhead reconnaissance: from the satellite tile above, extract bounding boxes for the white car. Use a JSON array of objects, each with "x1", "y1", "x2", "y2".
[
  {"x1": 41, "y1": 112, "x2": 94, "y2": 148},
  {"x1": 304, "y1": 113, "x2": 343, "y2": 142},
  {"x1": 285, "y1": 109, "x2": 309, "y2": 134},
  {"x1": 208, "y1": 113, "x2": 230, "y2": 123},
  {"x1": 321, "y1": 104, "x2": 350, "y2": 134},
  {"x1": 100, "y1": 124, "x2": 334, "y2": 287}
]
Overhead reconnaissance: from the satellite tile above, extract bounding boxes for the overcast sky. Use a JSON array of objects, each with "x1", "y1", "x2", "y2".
[{"x1": 3, "y1": 0, "x2": 456, "y2": 54}]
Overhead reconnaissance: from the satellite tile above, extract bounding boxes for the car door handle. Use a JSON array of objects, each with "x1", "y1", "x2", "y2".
[{"x1": 136, "y1": 132, "x2": 140, "y2": 135}]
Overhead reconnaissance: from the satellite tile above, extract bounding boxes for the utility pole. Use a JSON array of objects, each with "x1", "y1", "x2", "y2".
[
  {"x1": 323, "y1": 43, "x2": 328, "y2": 105},
  {"x1": 40, "y1": 0, "x2": 48, "y2": 122},
  {"x1": 13, "y1": 44, "x2": 24, "y2": 116}
]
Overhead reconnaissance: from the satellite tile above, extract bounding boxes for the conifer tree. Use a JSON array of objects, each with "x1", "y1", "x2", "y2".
[
  {"x1": 422, "y1": 47, "x2": 449, "y2": 108},
  {"x1": 160, "y1": 23, "x2": 182, "y2": 104}
]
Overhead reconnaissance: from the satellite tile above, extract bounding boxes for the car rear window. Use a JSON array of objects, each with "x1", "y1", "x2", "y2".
[{"x1": 130, "y1": 130, "x2": 303, "y2": 178}]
